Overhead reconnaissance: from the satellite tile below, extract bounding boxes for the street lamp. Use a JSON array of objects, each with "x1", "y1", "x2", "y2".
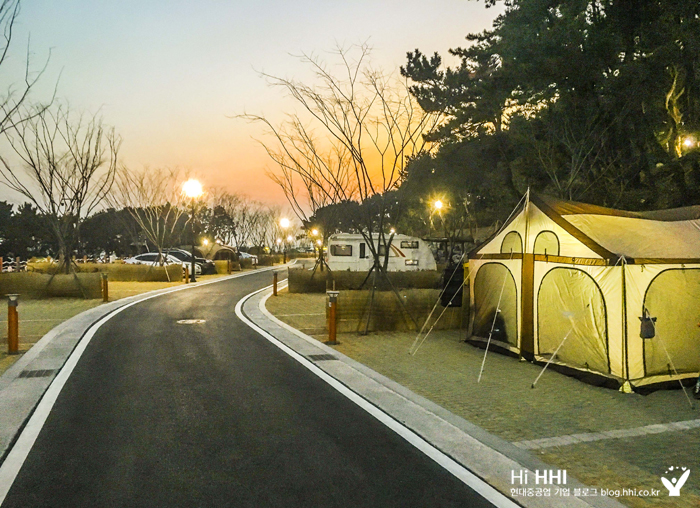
[
  {"x1": 433, "y1": 200, "x2": 444, "y2": 211},
  {"x1": 182, "y1": 179, "x2": 203, "y2": 282},
  {"x1": 280, "y1": 218, "x2": 290, "y2": 263}
]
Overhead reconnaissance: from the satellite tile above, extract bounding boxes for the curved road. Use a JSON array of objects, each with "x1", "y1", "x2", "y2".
[{"x1": 2, "y1": 270, "x2": 494, "y2": 507}]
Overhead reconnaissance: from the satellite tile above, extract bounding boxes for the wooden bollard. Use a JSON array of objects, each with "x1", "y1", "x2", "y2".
[
  {"x1": 273, "y1": 272, "x2": 278, "y2": 296},
  {"x1": 101, "y1": 273, "x2": 109, "y2": 302},
  {"x1": 0, "y1": 257, "x2": 3, "y2": 273},
  {"x1": 15, "y1": 256, "x2": 20, "y2": 272},
  {"x1": 227, "y1": 259, "x2": 231, "y2": 274},
  {"x1": 7, "y1": 294, "x2": 19, "y2": 354},
  {"x1": 325, "y1": 290, "x2": 339, "y2": 345}
]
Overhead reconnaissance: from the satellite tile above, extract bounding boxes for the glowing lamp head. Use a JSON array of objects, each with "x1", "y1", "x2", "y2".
[
  {"x1": 684, "y1": 137, "x2": 695, "y2": 148},
  {"x1": 287, "y1": 235, "x2": 294, "y2": 242},
  {"x1": 182, "y1": 179, "x2": 203, "y2": 199},
  {"x1": 276, "y1": 238, "x2": 282, "y2": 245},
  {"x1": 202, "y1": 239, "x2": 209, "y2": 246},
  {"x1": 390, "y1": 228, "x2": 396, "y2": 234},
  {"x1": 316, "y1": 239, "x2": 322, "y2": 246},
  {"x1": 280, "y1": 218, "x2": 290, "y2": 228},
  {"x1": 434, "y1": 200, "x2": 444, "y2": 210},
  {"x1": 311, "y1": 229, "x2": 318, "y2": 236}
]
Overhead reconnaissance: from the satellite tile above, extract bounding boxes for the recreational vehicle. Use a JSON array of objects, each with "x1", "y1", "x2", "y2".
[{"x1": 326, "y1": 233, "x2": 437, "y2": 272}]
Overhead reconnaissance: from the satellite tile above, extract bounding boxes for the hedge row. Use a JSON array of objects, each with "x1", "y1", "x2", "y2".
[
  {"x1": 0, "y1": 272, "x2": 103, "y2": 299},
  {"x1": 28, "y1": 262, "x2": 183, "y2": 282},
  {"x1": 287, "y1": 267, "x2": 442, "y2": 293}
]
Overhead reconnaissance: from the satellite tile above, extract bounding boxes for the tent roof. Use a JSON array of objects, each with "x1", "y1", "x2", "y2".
[
  {"x1": 538, "y1": 194, "x2": 700, "y2": 221},
  {"x1": 535, "y1": 195, "x2": 700, "y2": 260}
]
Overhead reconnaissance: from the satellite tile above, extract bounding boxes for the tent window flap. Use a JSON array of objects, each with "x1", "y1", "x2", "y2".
[
  {"x1": 473, "y1": 263, "x2": 518, "y2": 346},
  {"x1": 643, "y1": 269, "x2": 700, "y2": 376},
  {"x1": 537, "y1": 268, "x2": 609, "y2": 374}
]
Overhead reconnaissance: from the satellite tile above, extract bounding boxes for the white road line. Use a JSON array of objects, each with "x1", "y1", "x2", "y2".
[
  {"x1": 235, "y1": 285, "x2": 519, "y2": 508},
  {"x1": 0, "y1": 266, "x2": 280, "y2": 505},
  {"x1": 514, "y1": 419, "x2": 700, "y2": 450}
]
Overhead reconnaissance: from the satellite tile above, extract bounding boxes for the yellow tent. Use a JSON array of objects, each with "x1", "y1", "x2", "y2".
[{"x1": 468, "y1": 193, "x2": 700, "y2": 388}]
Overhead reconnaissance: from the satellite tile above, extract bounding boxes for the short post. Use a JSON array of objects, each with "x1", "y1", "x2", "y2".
[
  {"x1": 83, "y1": 255, "x2": 87, "y2": 264},
  {"x1": 0, "y1": 257, "x2": 3, "y2": 273},
  {"x1": 227, "y1": 259, "x2": 231, "y2": 274},
  {"x1": 184, "y1": 265, "x2": 190, "y2": 284},
  {"x1": 101, "y1": 272, "x2": 109, "y2": 302},
  {"x1": 273, "y1": 272, "x2": 278, "y2": 296},
  {"x1": 325, "y1": 290, "x2": 339, "y2": 345},
  {"x1": 15, "y1": 256, "x2": 20, "y2": 272},
  {"x1": 7, "y1": 294, "x2": 19, "y2": 355}
]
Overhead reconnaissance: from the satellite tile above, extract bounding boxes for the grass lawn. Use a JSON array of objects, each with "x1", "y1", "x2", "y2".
[{"x1": 0, "y1": 272, "x2": 237, "y2": 375}]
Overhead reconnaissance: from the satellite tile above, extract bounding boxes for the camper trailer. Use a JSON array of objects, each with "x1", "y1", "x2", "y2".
[{"x1": 326, "y1": 233, "x2": 437, "y2": 272}]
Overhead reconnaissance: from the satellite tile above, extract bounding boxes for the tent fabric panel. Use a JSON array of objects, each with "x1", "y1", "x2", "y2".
[
  {"x1": 537, "y1": 268, "x2": 609, "y2": 374},
  {"x1": 642, "y1": 269, "x2": 700, "y2": 376},
  {"x1": 472, "y1": 262, "x2": 520, "y2": 348},
  {"x1": 527, "y1": 205, "x2": 603, "y2": 259},
  {"x1": 565, "y1": 214, "x2": 700, "y2": 259},
  {"x1": 473, "y1": 211, "x2": 528, "y2": 255},
  {"x1": 533, "y1": 231, "x2": 560, "y2": 256},
  {"x1": 624, "y1": 264, "x2": 660, "y2": 380},
  {"x1": 624, "y1": 264, "x2": 700, "y2": 380},
  {"x1": 529, "y1": 196, "x2": 614, "y2": 259},
  {"x1": 533, "y1": 262, "x2": 624, "y2": 378},
  {"x1": 500, "y1": 231, "x2": 523, "y2": 254}
]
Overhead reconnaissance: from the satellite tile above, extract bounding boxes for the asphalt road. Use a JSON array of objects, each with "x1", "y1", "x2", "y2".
[{"x1": 2, "y1": 269, "x2": 494, "y2": 507}]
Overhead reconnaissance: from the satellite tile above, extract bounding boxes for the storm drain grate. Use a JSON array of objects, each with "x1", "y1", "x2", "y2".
[
  {"x1": 306, "y1": 354, "x2": 337, "y2": 362},
  {"x1": 18, "y1": 369, "x2": 56, "y2": 379}
]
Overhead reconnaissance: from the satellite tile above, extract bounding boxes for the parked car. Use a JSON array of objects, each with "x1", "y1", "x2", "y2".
[
  {"x1": 237, "y1": 251, "x2": 258, "y2": 264},
  {"x1": 125, "y1": 253, "x2": 202, "y2": 275},
  {"x1": 164, "y1": 248, "x2": 216, "y2": 274}
]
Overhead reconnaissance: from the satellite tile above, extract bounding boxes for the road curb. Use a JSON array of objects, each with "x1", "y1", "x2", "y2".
[{"x1": 244, "y1": 284, "x2": 626, "y2": 508}]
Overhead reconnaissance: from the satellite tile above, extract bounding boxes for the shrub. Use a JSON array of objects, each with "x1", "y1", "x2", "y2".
[
  {"x1": 0, "y1": 272, "x2": 102, "y2": 299},
  {"x1": 27, "y1": 262, "x2": 182, "y2": 282}
]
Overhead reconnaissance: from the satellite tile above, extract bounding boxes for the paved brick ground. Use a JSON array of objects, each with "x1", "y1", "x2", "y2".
[{"x1": 266, "y1": 289, "x2": 700, "y2": 508}]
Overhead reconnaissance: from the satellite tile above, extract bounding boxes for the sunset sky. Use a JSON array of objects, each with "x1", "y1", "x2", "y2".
[{"x1": 2, "y1": 0, "x2": 504, "y2": 206}]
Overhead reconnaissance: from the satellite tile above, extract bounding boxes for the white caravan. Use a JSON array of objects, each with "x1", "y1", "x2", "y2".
[{"x1": 326, "y1": 233, "x2": 437, "y2": 272}]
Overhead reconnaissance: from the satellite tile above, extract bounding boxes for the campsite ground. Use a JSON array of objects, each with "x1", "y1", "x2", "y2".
[
  {"x1": 0, "y1": 273, "x2": 233, "y2": 376},
  {"x1": 267, "y1": 288, "x2": 700, "y2": 508}
]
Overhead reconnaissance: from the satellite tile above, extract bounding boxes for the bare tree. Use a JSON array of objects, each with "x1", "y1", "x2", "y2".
[
  {"x1": 207, "y1": 191, "x2": 261, "y2": 251},
  {"x1": 241, "y1": 44, "x2": 441, "y2": 331},
  {"x1": 108, "y1": 166, "x2": 189, "y2": 267},
  {"x1": 0, "y1": 1, "x2": 53, "y2": 136},
  {"x1": 0, "y1": 104, "x2": 120, "y2": 272}
]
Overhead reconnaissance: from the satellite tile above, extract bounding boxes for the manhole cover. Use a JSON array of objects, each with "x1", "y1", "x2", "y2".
[
  {"x1": 306, "y1": 354, "x2": 337, "y2": 362},
  {"x1": 18, "y1": 369, "x2": 56, "y2": 379},
  {"x1": 176, "y1": 319, "x2": 206, "y2": 325}
]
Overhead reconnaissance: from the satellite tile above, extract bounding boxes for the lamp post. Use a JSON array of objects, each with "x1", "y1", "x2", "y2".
[
  {"x1": 280, "y1": 218, "x2": 290, "y2": 263},
  {"x1": 182, "y1": 179, "x2": 203, "y2": 282}
]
